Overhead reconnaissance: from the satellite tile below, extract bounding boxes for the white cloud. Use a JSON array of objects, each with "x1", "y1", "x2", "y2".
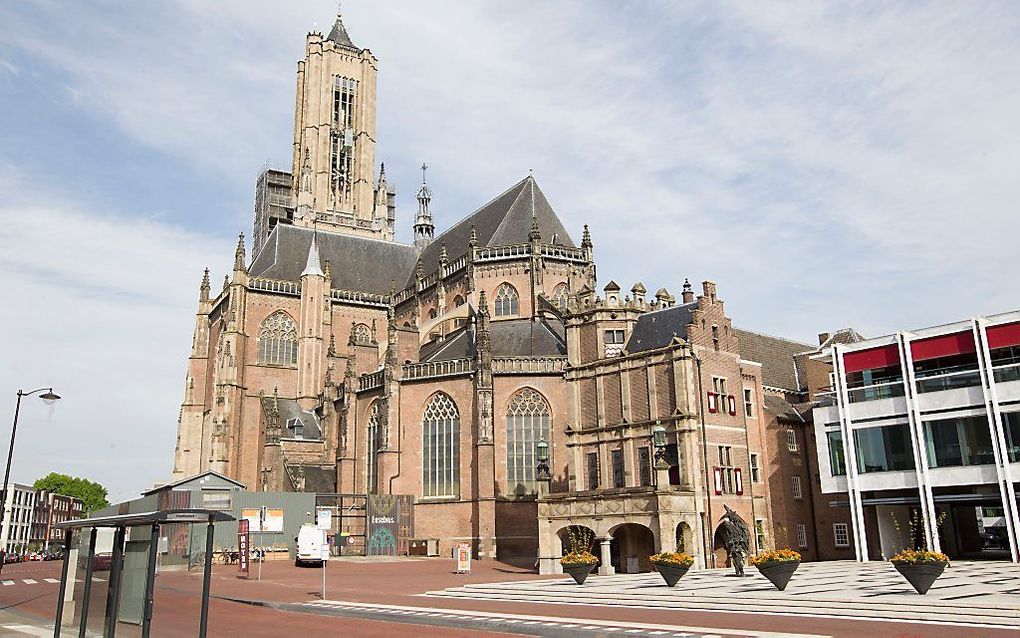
[
  {"x1": 1, "y1": 1, "x2": 1018, "y2": 495},
  {"x1": 0, "y1": 167, "x2": 229, "y2": 502}
]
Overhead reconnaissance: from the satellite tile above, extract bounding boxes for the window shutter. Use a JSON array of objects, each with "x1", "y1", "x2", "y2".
[
  {"x1": 727, "y1": 395, "x2": 737, "y2": 416},
  {"x1": 707, "y1": 392, "x2": 717, "y2": 413},
  {"x1": 713, "y1": 467, "x2": 723, "y2": 495},
  {"x1": 735, "y1": 468, "x2": 743, "y2": 495}
]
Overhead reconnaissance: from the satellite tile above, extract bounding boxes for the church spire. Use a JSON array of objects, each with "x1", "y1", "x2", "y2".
[
  {"x1": 233, "y1": 233, "x2": 246, "y2": 272},
  {"x1": 302, "y1": 232, "x2": 324, "y2": 277},
  {"x1": 414, "y1": 162, "x2": 434, "y2": 252},
  {"x1": 326, "y1": 3, "x2": 358, "y2": 50},
  {"x1": 199, "y1": 268, "x2": 211, "y2": 302}
]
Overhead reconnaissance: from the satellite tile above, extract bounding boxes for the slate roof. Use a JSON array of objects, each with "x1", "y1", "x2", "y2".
[
  {"x1": 326, "y1": 16, "x2": 358, "y2": 50},
  {"x1": 624, "y1": 303, "x2": 698, "y2": 353},
  {"x1": 763, "y1": 394, "x2": 807, "y2": 422},
  {"x1": 285, "y1": 464, "x2": 336, "y2": 493},
  {"x1": 819, "y1": 328, "x2": 867, "y2": 348},
  {"x1": 250, "y1": 224, "x2": 417, "y2": 295},
  {"x1": 408, "y1": 176, "x2": 575, "y2": 287},
  {"x1": 276, "y1": 398, "x2": 323, "y2": 441},
  {"x1": 421, "y1": 317, "x2": 567, "y2": 362},
  {"x1": 733, "y1": 328, "x2": 813, "y2": 392},
  {"x1": 141, "y1": 471, "x2": 246, "y2": 495}
]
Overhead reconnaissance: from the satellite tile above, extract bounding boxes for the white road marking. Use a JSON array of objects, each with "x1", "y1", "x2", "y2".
[
  {"x1": 0, "y1": 624, "x2": 50, "y2": 637},
  {"x1": 22, "y1": 579, "x2": 37, "y2": 584},
  {"x1": 1, "y1": 580, "x2": 14, "y2": 586},
  {"x1": 44, "y1": 578, "x2": 59, "y2": 583}
]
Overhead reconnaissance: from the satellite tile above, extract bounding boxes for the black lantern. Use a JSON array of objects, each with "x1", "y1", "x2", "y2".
[
  {"x1": 536, "y1": 438, "x2": 551, "y2": 482},
  {"x1": 652, "y1": 423, "x2": 667, "y2": 449}
]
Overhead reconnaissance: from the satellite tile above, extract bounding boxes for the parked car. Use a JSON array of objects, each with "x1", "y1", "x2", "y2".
[
  {"x1": 92, "y1": 553, "x2": 113, "y2": 571},
  {"x1": 43, "y1": 552, "x2": 61, "y2": 561}
]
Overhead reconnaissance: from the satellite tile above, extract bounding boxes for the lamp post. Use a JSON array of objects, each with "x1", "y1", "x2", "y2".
[{"x1": 0, "y1": 388, "x2": 60, "y2": 577}]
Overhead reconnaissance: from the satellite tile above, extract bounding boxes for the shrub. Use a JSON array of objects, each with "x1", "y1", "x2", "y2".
[
  {"x1": 649, "y1": 551, "x2": 694, "y2": 567},
  {"x1": 889, "y1": 549, "x2": 949, "y2": 565},
  {"x1": 749, "y1": 548, "x2": 801, "y2": 566}
]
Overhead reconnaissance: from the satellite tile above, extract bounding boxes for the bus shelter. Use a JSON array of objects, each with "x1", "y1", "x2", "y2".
[{"x1": 53, "y1": 509, "x2": 234, "y2": 637}]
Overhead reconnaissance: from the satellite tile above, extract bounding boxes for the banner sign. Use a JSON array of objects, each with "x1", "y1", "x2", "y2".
[
  {"x1": 456, "y1": 542, "x2": 471, "y2": 574},
  {"x1": 241, "y1": 507, "x2": 284, "y2": 533},
  {"x1": 237, "y1": 519, "x2": 250, "y2": 577},
  {"x1": 365, "y1": 494, "x2": 414, "y2": 556}
]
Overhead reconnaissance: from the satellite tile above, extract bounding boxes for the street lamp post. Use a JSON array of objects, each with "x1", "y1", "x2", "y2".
[{"x1": 0, "y1": 388, "x2": 60, "y2": 577}]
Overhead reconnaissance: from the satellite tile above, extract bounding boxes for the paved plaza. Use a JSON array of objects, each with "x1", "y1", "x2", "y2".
[{"x1": 427, "y1": 560, "x2": 1020, "y2": 629}]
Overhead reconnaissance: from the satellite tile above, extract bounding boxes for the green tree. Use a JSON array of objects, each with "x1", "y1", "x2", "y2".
[{"x1": 33, "y1": 472, "x2": 109, "y2": 513}]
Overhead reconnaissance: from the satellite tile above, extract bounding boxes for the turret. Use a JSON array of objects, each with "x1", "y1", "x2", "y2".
[{"x1": 413, "y1": 163, "x2": 434, "y2": 251}]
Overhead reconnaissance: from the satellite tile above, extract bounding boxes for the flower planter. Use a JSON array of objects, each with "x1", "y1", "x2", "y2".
[
  {"x1": 652, "y1": 562, "x2": 690, "y2": 587},
  {"x1": 894, "y1": 561, "x2": 946, "y2": 595},
  {"x1": 755, "y1": 560, "x2": 800, "y2": 591},
  {"x1": 562, "y1": 562, "x2": 595, "y2": 585}
]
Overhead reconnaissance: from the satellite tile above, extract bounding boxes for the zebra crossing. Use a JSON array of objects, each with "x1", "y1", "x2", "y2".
[
  {"x1": 0, "y1": 578, "x2": 61, "y2": 587},
  {"x1": 288, "y1": 599, "x2": 824, "y2": 637}
]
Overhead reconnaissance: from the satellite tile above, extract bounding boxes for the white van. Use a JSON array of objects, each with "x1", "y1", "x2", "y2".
[{"x1": 295, "y1": 525, "x2": 325, "y2": 566}]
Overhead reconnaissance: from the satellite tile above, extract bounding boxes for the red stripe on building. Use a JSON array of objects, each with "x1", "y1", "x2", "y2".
[
  {"x1": 843, "y1": 344, "x2": 900, "y2": 373},
  {"x1": 910, "y1": 331, "x2": 976, "y2": 361},
  {"x1": 987, "y1": 322, "x2": 1020, "y2": 350}
]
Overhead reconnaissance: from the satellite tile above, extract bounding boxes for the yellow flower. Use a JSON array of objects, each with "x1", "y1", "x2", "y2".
[
  {"x1": 560, "y1": 551, "x2": 598, "y2": 565},
  {"x1": 889, "y1": 549, "x2": 949, "y2": 565},
  {"x1": 649, "y1": 552, "x2": 695, "y2": 567},
  {"x1": 749, "y1": 548, "x2": 801, "y2": 566}
]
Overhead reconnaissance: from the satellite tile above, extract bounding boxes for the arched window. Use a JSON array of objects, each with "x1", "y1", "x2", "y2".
[
  {"x1": 551, "y1": 283, "x2": 570, "y2": 311},
  {"x1": 428, "y1": 307, "x2": 438, "y2": 320},
  {"x1": 494, "y1": 283, "x2": 519, "y2": 317},
  {"x1": 453, "y1": 294, "x2": 465, "y2": 307},
  {"x1": 366, "y1": 402, "x2": 381, "y2": 494},
  {"x1": 422, "y1": 393, "x2": 460, "y2": 498},
  {"x1": 352, "y1": 323, "x2": 372, "y2": 344},
  {"x1": 506, "y1": 388, "x2": 551, "y2": 494},
  {"x1": 257, "y1": 311, "x2": 297, "y2": 365}
]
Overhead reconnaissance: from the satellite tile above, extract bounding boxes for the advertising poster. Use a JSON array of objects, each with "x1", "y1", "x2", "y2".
[
  {"x1": 456, "y1": 542, "x2": 471, "y2": 573},
  {"x1": 241, "y1": 507, "x2": 285, "y2": 533}
]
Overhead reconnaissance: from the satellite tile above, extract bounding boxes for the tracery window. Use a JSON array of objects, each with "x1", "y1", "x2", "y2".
[
  {"x1": 551, "y1": 283, "x2": 569, "y2": 311},
  {"x1": 352, "y1": 323, "x2": 372, "y2": 344},
  {"x1": 366, "y1": 402, "x2": 381, "y2": 494},
  {"x1": 494, "y1": 283, "x2": 519, "y2": 317},
  {"x1": 505, "y1": 388, "x2": 551, "y2": 494},
  {"x1": 453, "y1": 295, "x2": 465, "y2": 307},
  {"x1": 257, "y1": 311, "x2": 298, "y2": 366},
  {"x1": 422, "y1": 393, "x2": 460, "y2": 498}
]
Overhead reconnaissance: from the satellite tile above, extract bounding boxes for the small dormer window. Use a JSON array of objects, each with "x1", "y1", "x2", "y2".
[{"x1": 287, "y1": 417, "x2": 304, "y2": 439}]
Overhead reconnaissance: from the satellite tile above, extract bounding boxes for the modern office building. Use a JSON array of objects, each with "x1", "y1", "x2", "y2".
[{"x1": 812, "y1": 310, "x2": 1020, "y2": 562}]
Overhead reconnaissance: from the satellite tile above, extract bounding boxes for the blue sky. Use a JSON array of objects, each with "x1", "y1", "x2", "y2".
[{"x1": 1, "y1": 1, "x2": 1018, "y2": 500}]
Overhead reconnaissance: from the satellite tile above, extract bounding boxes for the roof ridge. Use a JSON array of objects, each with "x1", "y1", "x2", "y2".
[
  {"x1": 488, "y1": 177, "x2": 532, "y2": 246},
  {"x1": 430, "y1": 176, "x2": 531, "y2": 245},
  {"x1": 285, "y1": 224, "x2": 413, "y2": 248}
]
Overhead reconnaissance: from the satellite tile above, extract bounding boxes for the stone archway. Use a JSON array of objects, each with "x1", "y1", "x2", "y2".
[
  {"x1": 675, "y1": 522, "x2": 694, "y2": 555},
  {"x1": 609, "y1": 523, "x2": 656, "y2": 573}
]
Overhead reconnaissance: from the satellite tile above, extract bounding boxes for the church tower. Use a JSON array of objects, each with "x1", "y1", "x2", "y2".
[{"x1": 291, "y1": 10, "x2": 392, "y2": 240}]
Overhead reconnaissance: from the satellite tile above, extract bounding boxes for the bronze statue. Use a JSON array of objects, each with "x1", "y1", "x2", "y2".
[{"x1": 719, "y1": 505, "x2": 750, "y2": 576}]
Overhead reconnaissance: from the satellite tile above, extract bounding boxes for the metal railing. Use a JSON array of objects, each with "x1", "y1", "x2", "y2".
[
  {"x1": 846, "y1": 380, "x2": 905, "y2": 403},
  {"x1": 993, "y1": 362, "x2": 1020, "y2": 384},
  {"x1": 914, "y1": 367, "x2": 981, "y2": 394}
]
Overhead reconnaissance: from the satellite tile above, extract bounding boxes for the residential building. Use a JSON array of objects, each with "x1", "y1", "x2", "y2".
[
  {"x1": 1, "y1": 484, "x2": 36, "y2": 556},
  {"x1": 812, "y1": 311, "x2": 1020, "y2": 563}
]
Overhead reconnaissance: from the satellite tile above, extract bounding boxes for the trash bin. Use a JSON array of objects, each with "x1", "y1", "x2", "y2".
[{"x1": 408, "y1": 539, "x2": 428, "y2": 556}]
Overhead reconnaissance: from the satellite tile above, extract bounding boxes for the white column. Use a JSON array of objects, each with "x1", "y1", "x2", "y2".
[
  {"x1": 598, "y1": 536, "x2": 615, "y2": 576},
  {"x1": 898, "y1": 332, "x2": 941, "y2": 554},
  {"x1": 975, "y1": 318, "x2": 1020, "y2": 562},
  {"x1": 834, "y1": 345, "x2": 869, "y2": 562}
]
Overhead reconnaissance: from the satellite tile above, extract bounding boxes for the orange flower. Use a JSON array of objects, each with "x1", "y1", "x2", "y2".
[
  {"x1": 560, "y1": 551, "x2": 598, "y2": 565},
  {"x1": 749, "y1": 548, "x2": 801, "y2": 566},
  {"x1": 889, "y1": 549, "x2": 949, "y2": 565},
  {"x1": 649, "y1": 552, "x2": 695, "y2": 567}
]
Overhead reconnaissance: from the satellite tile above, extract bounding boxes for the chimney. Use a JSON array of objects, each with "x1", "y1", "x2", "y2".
[{"x1": 818, "y1": 332, "x2": 830, "y2": 346}]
